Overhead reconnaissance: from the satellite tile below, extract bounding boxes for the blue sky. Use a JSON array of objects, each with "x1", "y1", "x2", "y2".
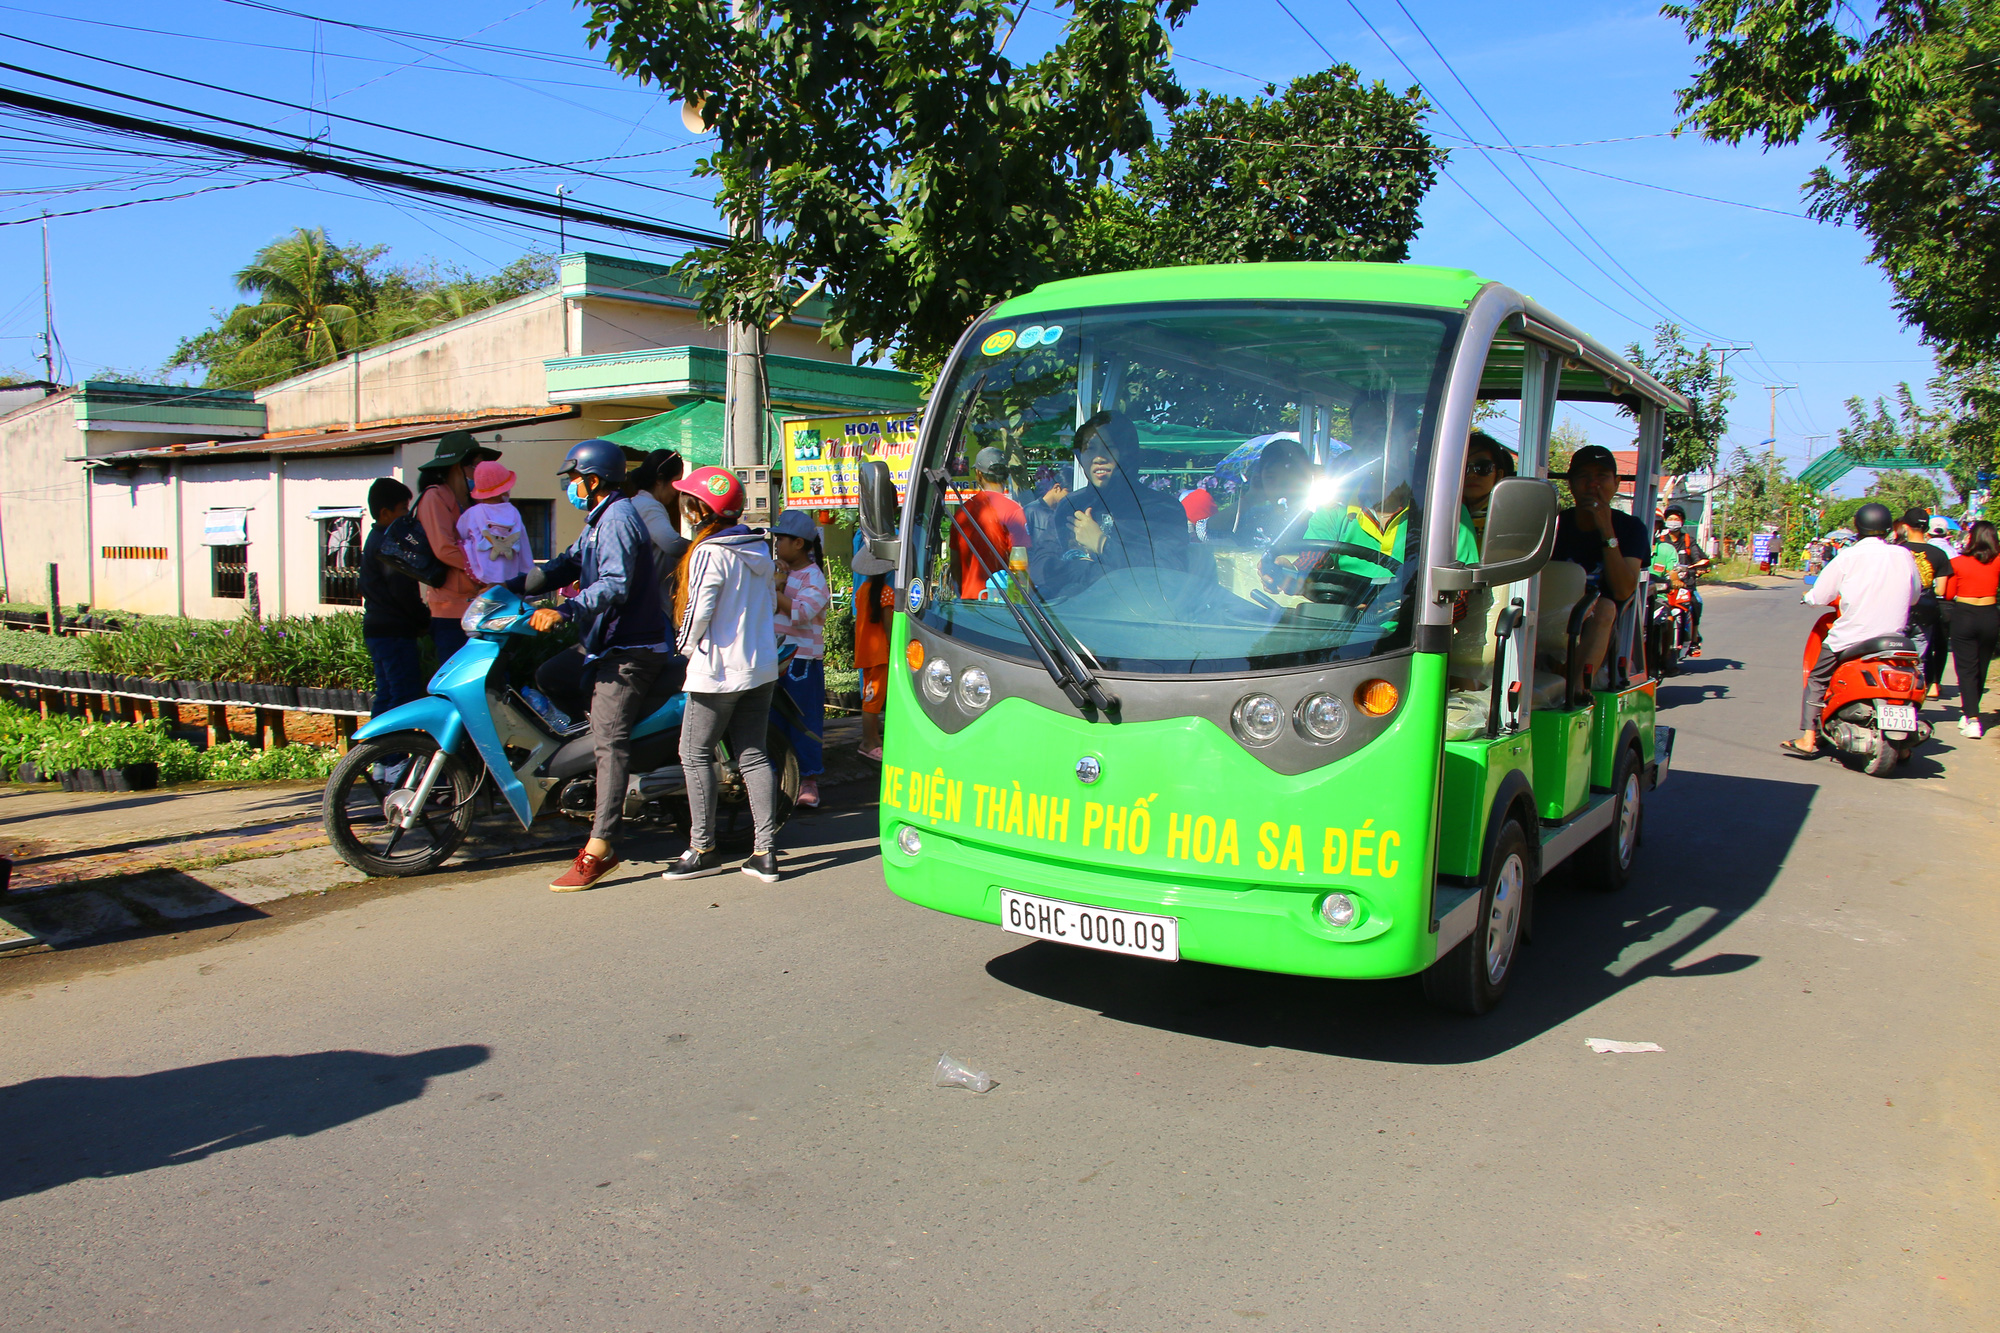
[{"x1": 0, "y1": 1, "x2": 1939, "y2": 494}]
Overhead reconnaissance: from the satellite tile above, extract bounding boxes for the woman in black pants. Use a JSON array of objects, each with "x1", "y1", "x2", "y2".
[{"x1": 1946, "y1": 520, "x2": 2000, "y2": 739}]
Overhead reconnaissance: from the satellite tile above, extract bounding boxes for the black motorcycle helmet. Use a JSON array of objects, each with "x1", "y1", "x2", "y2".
[{"x1": 1854, "y1": 501, "x2": 1894, "y2": 537}]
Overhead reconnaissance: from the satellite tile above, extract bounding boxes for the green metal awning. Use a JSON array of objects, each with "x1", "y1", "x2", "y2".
[{"x1": 599, "y1": 399, "x2": 785, "y2": 468}]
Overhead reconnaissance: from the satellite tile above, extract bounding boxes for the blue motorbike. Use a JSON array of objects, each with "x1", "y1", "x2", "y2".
[{"x1": 323, "y1": 585, "x2": 802, "y2": 877}]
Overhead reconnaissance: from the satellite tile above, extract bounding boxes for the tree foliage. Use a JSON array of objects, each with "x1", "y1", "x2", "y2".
[
  {"x1": 1836, "y1": 371, "x2": 1996, "y2": 508},
  {"x1": 1084, "y1": 66, "x2": 1441, "y2": 270},
  {"x1": 168, "y1": 230, "x2": 553, "y2": 389},
  {"x1": 1621, "y1": 320, "x2": 1735, "y2": 473},
  {"x1": 584, "y1": 0, "x2": 1193, "y2": 374},
  {"x1": 1667, "y1": 0, "x2": 2000, "y2": 364}
]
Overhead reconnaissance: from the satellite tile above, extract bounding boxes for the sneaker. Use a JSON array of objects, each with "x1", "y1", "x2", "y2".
[
  {"x1": 796, "y1": 777, "x2": 820, "y2": 809},
  {"x1": 550, "y1": 849, "x2": 620, "y2": 892},
  {"x1": 1688, "y1": 643, "x2": 1702, "y2": 658},
  {"x1": 1967, "y1": 715, "x2": 1985, "y2": 738},
  {"x1": 661, "y1": 848, "x2": 721, "y2": 880},
  {"x1": 740, "y1": 851, "x2": 780, "y2": 883}
]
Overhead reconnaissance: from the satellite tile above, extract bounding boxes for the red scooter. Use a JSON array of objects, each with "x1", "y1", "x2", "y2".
[{"x1": 1802, "y1": 609, "x2": 1930, "y2": 776}]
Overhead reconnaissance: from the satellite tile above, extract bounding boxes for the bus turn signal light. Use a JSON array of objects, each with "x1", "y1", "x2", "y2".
[
  {"x1": 1356, "y1": 679, "x2": 1399, "y2": 716},
  {"x1": 906, "y1": 639, "x2": 925, "y2": 671}
]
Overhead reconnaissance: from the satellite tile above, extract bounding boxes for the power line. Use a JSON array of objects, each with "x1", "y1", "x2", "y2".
[
  {"x1": 0, "y1": 83, "x2": 729, "y2": 247},
  {"x1": 0, "y1": 35, "x2": 714, "y2": 206}
]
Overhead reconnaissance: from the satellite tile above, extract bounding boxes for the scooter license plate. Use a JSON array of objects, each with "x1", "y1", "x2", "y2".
[{"x1": 1877, "y1": 703, "x2": 1918, "y2": 733}]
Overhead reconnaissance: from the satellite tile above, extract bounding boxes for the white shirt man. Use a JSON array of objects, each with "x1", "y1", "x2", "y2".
[{"x1": 1789, "y1": 533, "x2": 1919, "y2": 753}]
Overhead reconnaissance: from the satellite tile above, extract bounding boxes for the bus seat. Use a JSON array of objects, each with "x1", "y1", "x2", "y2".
[
  {"x1": 1445, "y1": 690, "x2": 1487, "y2": 740},
  {"x1": 1532, "y1": 669, "x2": 1569, "y2": 709}
]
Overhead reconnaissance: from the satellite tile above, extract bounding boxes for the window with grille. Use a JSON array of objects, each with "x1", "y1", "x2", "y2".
[
  {"x1": 212, "y1": 544, "x2": 248, "y2": 599},
  {"x1": 319, "y1": 516, "x2": 363, "y2": 605},
  {"x1": 516, "y1": 499, "x2": 554, "y2": 560}
]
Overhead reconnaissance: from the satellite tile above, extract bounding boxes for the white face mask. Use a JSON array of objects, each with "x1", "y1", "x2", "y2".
[{"x1": 1665, "y1": 519, "x2": 1683, "y2": 531}]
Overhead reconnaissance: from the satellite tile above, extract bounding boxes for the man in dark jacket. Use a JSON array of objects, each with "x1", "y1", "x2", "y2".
[
  {"x1": 513, "y1": 439, "x2": 678, "y2": 892},
  {"x1": 1030, "y1": 411, "x2": 1188, "y2": 598},
  {"x1": 360, "y1": 478, "x2": 431, "y2": 720}
]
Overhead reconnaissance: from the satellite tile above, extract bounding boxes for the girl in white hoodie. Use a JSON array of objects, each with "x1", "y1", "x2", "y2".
[{"x1": 660, "y1": 467, "x2": 783, "y2": 883}]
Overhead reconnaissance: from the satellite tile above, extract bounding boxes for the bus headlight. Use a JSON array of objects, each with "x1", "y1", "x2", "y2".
[
  {"x1": 897, "y1": 826, "x2": 923, "y2": 857},
  {"x1": 1319, "y1": 892, "x2": 1358, "y2": 929},
  {"x1": 1296, "y1": 692, "x2": 1348, "y2": 742},
  {"x1": 921, "y1": 657, "x2": 953, "y2": 703},
  {"x1": 958, "y1": 667, "x2": 992, "y2": 712},
  {"x1": 1232, "y1": 693, "x2": 1284, "y2": 746}
]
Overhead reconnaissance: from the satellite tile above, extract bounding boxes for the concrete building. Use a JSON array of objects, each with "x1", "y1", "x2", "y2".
[{"x1": 0, "y1": 252, "x2": 920, "y2": 618}]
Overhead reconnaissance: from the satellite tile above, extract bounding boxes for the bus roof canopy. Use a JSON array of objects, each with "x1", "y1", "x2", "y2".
[{"x1": 991, "y1": 262, "x2": 1687, "y2": 415}]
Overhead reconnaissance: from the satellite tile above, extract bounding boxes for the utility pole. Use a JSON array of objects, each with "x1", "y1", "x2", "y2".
[
  {"x1": 722, "y1": 2, "x2": 767, "y2": 473},
  {"x1": 39, "y1": 214, "x2": 55, "y2": 385},
  {"x1": 1764, "y1": 383, "x2": 1797, "y2": 474},
  {"x1": 555, "y1": 183, "x2": 567, "y2": 254}
]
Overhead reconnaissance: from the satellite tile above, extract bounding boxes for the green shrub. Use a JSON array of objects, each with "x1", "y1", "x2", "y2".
[
  {"x1": 0, "y1": 631, "x2": 89, "y2": 670},
  {"x1": 0, "y1": 699, "x2": 337, "y2": 784}
]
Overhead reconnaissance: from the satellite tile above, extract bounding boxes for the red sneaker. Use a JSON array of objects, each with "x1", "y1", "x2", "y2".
[{"x1": 550, "y1": 850, "x2": 620, "y2": 892}]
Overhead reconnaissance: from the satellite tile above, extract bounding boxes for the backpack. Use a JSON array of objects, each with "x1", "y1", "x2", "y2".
[{"x1": 377, "y1": 513, "x2": 450, "y2": 587}]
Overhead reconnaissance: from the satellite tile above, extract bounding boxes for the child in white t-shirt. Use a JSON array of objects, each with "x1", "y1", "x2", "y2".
[{"x1": 455, "y1": 460, "x2": 537, "y2": 583}]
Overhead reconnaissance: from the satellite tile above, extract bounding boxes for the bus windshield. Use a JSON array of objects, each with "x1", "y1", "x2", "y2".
[{"x1": 907, "y1": 303, "x2": 1458, "y2": 675}]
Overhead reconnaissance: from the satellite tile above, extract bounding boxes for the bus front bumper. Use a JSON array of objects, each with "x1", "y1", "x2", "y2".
[{"x1": 881, "y1": 822, "x2": 1438, "y2": 981}]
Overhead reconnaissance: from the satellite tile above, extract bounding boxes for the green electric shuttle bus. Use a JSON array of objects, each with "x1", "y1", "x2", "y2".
[{"x1": 855, "y1": 263, "x2": 1682, "y2": 1014}]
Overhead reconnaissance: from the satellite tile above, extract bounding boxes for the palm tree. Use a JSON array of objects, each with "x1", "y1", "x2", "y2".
[{"x1": 222, "y1": 228, "x2": 373, "y2": 374}]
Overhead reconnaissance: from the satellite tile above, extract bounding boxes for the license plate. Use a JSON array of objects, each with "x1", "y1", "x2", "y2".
[
  {"x1": 1877, "y1": 703, "x2": 1918, "y2": 732},
  {"x1": 1000, "y1": 889, "x2": 1179, "y2": 961}
]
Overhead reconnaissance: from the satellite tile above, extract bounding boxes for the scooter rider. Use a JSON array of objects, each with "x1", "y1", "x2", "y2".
[
  {"x1": 1659, "y1": 504, "x2": 1710, "y2": 654},
  {"x1": 514, "y1": 439, "x2": 677, "y2": 891},
  {"x1": 1783, "y1": 501, "x2": 1920, "y2": 758}
]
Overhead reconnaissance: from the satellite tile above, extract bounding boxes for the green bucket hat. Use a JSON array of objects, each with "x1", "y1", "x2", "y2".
[{"x1": 417, "y1": 430, "x2": 501, "y2": 476}]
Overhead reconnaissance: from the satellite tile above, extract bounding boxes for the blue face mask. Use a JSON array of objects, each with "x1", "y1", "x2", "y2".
[{"x1": 566, "y1": 479, "x2": 591, "y2": 511}]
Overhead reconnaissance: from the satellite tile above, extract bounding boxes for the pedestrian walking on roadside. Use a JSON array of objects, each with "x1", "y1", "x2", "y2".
[
  {"x1": 851, "y1": 534, "x2": 897, "y2": 763},
  {"x1": 661, "y1": 468, "x2": 785, "y2": 884},
  {"x1": 359, "y1": 478, "x2": 429, "y2": 721},
  {"x1": 455, "y1": 461, "x2": 538, "y2": 584},
  {"x1": 1945, "y1": 519, "x2": 1999, "y2": 738},
  {"x1": 517, "y1": 440, "x2": 676, "y2": 892},
  {"x1": 771, "y1": 509, "x2": 830, "y2": 810},
  {"x1": 414, "y1": 430, "x2": 501, "y2": 663},
  {"x1": 1893, "y1": 508, "x2": 1954, "y2": 697}
]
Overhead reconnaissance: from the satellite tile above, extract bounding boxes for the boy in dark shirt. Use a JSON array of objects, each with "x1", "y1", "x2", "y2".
[
  {"x1": 1893, "y1": 507, "x2": 1955, "y2": 695},
  {"x1": 360, "y1": 477, "x2": 431, "y2": 720}
]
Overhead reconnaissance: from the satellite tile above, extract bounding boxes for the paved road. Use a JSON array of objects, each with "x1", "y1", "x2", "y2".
[{"x1": 2, "y1": 582, "x2": 1994, "y2": 1332}]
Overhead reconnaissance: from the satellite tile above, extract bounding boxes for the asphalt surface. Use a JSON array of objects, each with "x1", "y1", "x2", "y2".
[{"x1": 2, "y1": 582, "x2": 1994, "y2": 1332}]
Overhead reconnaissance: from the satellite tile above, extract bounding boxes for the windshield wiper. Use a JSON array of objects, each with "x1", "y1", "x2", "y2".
[{"x1": 930, "y1": 464, "x2": 1119, "y2": 716}]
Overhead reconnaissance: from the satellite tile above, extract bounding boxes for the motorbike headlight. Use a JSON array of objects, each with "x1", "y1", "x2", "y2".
[
  {"x1": 461, "y1": 590, "x2": 517, "y2": 633},
  {"x1": 921, "y1": 657, "x2": 953, "y2": 703}
]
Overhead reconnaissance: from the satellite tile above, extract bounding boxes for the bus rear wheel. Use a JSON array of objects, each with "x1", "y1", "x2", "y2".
[
  {"x1": 1579, "y1": 744, "x2": 1643, "y2": 891},
  {"x1": 1423, "y1": 820, "x2": 1530, "y2": 1016}
]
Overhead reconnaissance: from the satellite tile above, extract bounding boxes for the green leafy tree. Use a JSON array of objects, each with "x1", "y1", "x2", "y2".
[
  {"x1": 1084, "y1": 66, "x2": 1441, "y2": 270},
  {"x1": 1667, "y1": 0, "x2": 2000, "y2": 364},
  {"x1": 1621, "y1": 320, "x2": 1734, "y2": 473},
  {"x1": 1863, "y1": 468, "x2": 1945, "y2": 516},
  {"x1": 583, "y1": 0, "x2": 1194, "y2": 374},
  {"x1": 168, "y1": 234, "x2": 554, "y2": 388}
]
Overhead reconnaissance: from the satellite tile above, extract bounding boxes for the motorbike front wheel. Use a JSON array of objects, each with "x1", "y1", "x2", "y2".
[{"x1": 324, "y1": 732, "x2": 482, "y2": 877}]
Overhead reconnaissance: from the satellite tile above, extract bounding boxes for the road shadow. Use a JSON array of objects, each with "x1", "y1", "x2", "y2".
[
  {"x1": 0, "y1": 1044, "x2": 488, "y2": 1200},
  {"x1": 1657, "y1": 656, "x2": 1743, "y2": 708},
  {"x1": 984, "y1": 767, "x2": 1812, "y2": 1065}
]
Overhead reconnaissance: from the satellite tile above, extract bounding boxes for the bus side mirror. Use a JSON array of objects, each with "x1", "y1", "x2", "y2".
[
  {"x1": 856, "y1": 459, "x2": 901, "y2": 563},
  {"x1": 1433, "y1": 477, "x2": 1559, "y2": 591}
]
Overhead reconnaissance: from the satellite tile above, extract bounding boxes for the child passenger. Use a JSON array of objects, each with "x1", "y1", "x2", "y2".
[
  {"x1": 771, "y1": 510, "x2": 830, "y2": 808},
  {"x1": 455, "y1": 460, "x2": 537, "y2": 583}
]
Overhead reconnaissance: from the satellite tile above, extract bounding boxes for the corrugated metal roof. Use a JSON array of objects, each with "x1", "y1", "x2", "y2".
[{"x1": 89, "y1": 408, "x2": 576, "y2": 464}]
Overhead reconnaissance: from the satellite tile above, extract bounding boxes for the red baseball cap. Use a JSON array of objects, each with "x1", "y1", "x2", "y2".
[
  {"x1": 1181, "y1": 487, "x2": 1218, "y2": 522},
  {"x1": 673, "y1": 466, "x2": 745, "y2": 516}
]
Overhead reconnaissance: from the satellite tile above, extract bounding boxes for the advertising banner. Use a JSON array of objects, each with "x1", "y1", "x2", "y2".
[{"x1": 781, "y1": 411, "x2": 922, "y2": 509}]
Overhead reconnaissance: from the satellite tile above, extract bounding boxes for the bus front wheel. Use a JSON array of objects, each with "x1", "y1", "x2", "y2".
[
  {"x1": 1423, "y1": 820, "x2": 1530, "y2": 1016},
  {"x1": 1579, "y1": 744, "x2": 1643, "y2": 891}
]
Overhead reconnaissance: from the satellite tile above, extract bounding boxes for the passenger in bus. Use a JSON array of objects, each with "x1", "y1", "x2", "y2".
[
  {"x1": 1449, "y1": 432, "x2": 1517, "y2": 691},
  {"x1": 1548, "y1": 444, "x2": 1648, "y2": 685},
  {"x1": 1030, "y1": 411, "x2": 1189, "y2": 597},
  {"x1": 1023, "y1": 470, "x2": 1070, "y2": 554},
  {"x1": 950, "y1": 446, "x2": 1029, "y2": 599},
  {"x1": 1212, "y1": 437, "x2": 1313, "y2": 546}
]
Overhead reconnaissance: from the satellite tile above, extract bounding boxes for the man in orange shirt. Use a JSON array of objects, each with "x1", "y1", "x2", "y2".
[
  {"x1": 413, "y1": 430, "x2": 501, "y2": 661},
  {"x1": 950, "y1": 446, "x2": 1028, "y2": 599}
]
